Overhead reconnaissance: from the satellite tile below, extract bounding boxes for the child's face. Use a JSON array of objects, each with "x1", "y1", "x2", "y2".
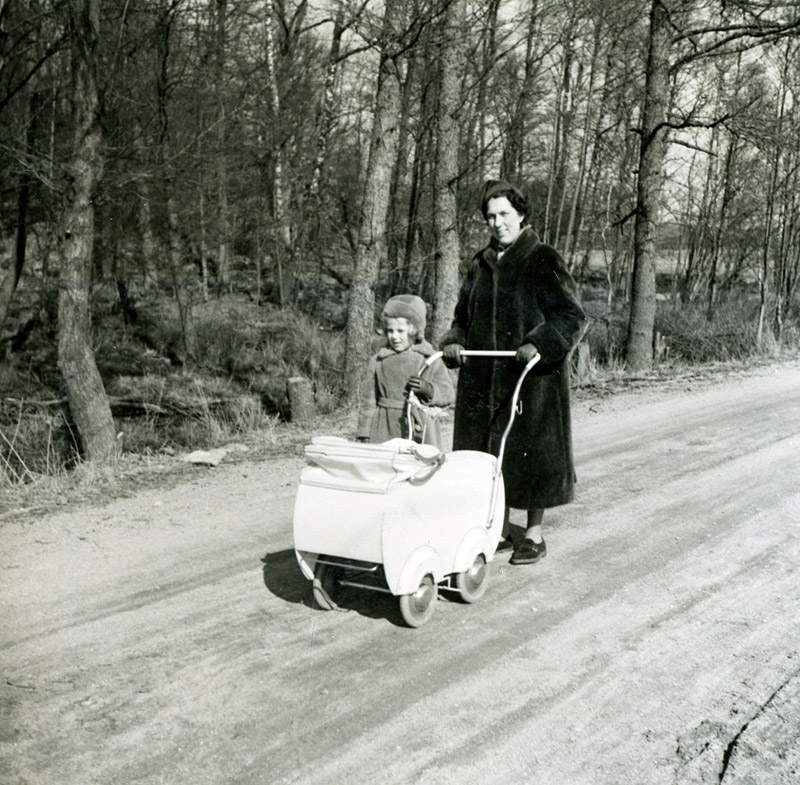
[{"x1": 384, "y1": 317, "x2": 415, "y2": 352}]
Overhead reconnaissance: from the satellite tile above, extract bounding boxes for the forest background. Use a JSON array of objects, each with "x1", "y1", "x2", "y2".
[{"x1": 1, "y1": 0, "x2": 799, "y2": 495}]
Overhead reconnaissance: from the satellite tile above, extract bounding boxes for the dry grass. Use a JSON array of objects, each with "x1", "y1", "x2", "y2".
[{"x1": 0, "y1": 403, "x2": 358, "y2": 522}]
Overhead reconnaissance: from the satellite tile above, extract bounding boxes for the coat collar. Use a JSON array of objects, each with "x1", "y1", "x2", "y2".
[
  {"x1": 376, "y1": 339, "x2": 435, "y2": 360},
  {"x1": 482, "y1": 225, "x2": 539, "y2": 269}
]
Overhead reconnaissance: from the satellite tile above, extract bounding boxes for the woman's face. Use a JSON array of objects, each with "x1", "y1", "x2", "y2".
[{"x1": 486, "y1": 196, "x2": 524, "y2": 247}]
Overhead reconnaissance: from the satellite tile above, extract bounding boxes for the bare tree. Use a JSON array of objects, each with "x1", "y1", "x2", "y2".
[
  {"x1": 343, "y1": 0, "x2": 406, "y2": 401},
  {"x1": 0, "y1": 1, "x2": 67, "y2": 336},
  {"x1": 772, "y1": 40, "x2": 800, "y2": 339},
  {"x1": 500, "y1": 0, "x2": 541, "y2": 184},
  {"x1": 626, "y1": 0, "x2": 800, "y2": 367},
  {"x1": 155, "y1": 0, "x2": 197, "y2": 361},
  {"x1": 265, "y1": 0, "x2": 293, "y2": 304},
  {"x1": 430, "y1": 0, "x2": 466, "y2": 344},
  {"x1": 57, "y1": 0, "x2": 117, "y2": 463},
  {"x1": 0, "y1": 89, "x2": 37, "y2": 339},
  {"x1": 626, "y1": 0, "x2": 670, "y2": 370},
  {"x1": 213, "y1": 0, "x2": 231, "y2": 287}
]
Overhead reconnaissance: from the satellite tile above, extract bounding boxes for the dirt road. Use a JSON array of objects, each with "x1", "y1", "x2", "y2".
[{"x1": 2, "y1": 362, "x2": 799, "y2": 785}]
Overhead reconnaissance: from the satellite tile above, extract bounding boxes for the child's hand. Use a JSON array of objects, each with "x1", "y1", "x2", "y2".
[{"x1": 406, "y1": 375, "x2": 434, "y2": 402}]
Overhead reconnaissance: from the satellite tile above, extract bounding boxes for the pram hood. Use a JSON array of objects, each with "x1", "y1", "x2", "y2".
[{"x1": 301, "y1": 437, "x2": 443, "y2": 494}]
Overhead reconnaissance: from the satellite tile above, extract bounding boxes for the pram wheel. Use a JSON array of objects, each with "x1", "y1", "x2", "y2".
[
  {"x1": 455, "y1": 554, "x2": 488, "y2": 603},
  {"x1": 312, "y1": 562, "x2": 344, "y2": 610},
  {"x1": 398, "y1": 574, "x2": 437, "y2": 627}
]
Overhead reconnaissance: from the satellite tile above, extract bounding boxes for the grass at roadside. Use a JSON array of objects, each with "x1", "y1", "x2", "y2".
[{"x1": 0, "y1": 405, "x2": 356, "y2": 523}]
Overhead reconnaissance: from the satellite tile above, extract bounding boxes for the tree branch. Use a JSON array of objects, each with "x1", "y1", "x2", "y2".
[
  {"x1": 671, "y1": 17, "x2": 800, "y2": 71},
  {"x1": 0, "y1": 34, "x2": 70, "y2": 116}
]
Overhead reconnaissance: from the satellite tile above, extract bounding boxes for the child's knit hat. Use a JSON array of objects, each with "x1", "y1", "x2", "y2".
[{"x1": 382, "y1": 294, "x2": 426, "y2": 338}]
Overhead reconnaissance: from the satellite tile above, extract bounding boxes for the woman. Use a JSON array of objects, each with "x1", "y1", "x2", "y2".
[{"x1": 440, "y1": 179, "x2": 585, "y2": 565}]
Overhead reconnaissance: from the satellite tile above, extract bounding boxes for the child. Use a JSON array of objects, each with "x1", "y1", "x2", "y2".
[{"x1": 357, "y1": 294, "x2": 454, "y2": 448}]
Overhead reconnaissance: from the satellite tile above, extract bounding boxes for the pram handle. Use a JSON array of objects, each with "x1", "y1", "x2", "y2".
[
  {"x1": 489, "y1": 351, "x2": 540, "y2": 527},
  {"x1": 460, "y1": 350, "x2": 518, "y2": 357},
  {"x1": 419, "y1": 349, "x2": 541, "y2": 528},
  {"x1": 420, "y1": 349, "x2": 516, "y2": 368}
]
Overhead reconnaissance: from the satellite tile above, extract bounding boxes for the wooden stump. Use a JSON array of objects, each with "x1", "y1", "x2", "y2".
[{"x1": 287, "y1": 376, "x2": 315, "y2": 423}]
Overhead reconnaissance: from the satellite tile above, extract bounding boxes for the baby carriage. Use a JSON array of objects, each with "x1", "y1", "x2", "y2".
[{"x1": 292, "y1": 350, "x2": 540, "y2": 627}]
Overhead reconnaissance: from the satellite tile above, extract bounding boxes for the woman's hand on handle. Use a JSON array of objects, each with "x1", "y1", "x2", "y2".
[
  {"x1": 441, "y1": 344, "x2": 465, "y2": 368},
  {"x1": 515, "y1": 343, "x2": 538, "y2": 364}
]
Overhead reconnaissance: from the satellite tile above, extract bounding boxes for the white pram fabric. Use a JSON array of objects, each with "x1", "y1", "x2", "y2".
[{"x1": 300, "y1": 437, "x2": 444, "y2": 494}]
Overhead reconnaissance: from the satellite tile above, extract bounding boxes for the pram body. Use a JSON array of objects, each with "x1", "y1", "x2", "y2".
[{"x1": 293, "y1": 437, "x2": 505, "y2": 626}]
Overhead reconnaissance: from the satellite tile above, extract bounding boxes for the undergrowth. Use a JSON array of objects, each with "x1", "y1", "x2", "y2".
[{"x1": 1, "y1": 281, "x2": 798, "y2": 498}]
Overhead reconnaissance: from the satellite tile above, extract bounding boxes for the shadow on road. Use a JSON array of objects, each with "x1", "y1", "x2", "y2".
[
  {"x1": 260, "y1": 549, "x2": 408, "y2": 626},
  {"x1": 260, "y1": 549, "x2": 309, "y2": 605}
]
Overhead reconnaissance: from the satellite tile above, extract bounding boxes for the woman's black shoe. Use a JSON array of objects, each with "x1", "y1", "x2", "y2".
[{"x1": 510, "y1": 538, "x2": 547, "y2": 565}]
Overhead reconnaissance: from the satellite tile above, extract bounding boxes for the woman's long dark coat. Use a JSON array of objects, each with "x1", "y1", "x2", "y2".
[{"x1": 440, "y1": 227, "x2": 585, "y2": 510}]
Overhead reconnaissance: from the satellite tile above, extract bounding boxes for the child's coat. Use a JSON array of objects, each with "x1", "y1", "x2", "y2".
[{"x1": 357, "y1": 340, "x2": 454, "y2": 447}]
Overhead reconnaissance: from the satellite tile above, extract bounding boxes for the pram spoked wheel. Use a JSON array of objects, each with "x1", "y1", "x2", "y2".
[
  {"x1": 312, "y1": 562, "x2": 344, "y2": 610},
  {"x1": 398, "y1": 575, "x2": 438, "y2": 627},
  {"x1": 454, "y1": 554, "x2": 488, "y2": 603}
]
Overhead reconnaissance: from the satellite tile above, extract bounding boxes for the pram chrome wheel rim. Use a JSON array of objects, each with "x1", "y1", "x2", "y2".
[
  {"x1": 455, "y1": 554, "x2": 488, "y2": 603},
  {"x1": 399, "y1": 574, "x2": 437, "y2": 627}
]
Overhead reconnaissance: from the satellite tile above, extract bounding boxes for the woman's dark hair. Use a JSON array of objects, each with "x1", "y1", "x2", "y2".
[{"x1": 479, "y1": 179, "x2": 529, "y2": 221}]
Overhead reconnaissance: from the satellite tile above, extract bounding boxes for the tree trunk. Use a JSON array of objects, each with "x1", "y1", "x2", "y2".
[
  {"x1": 544, "y1": 34, "x2": 573, "y2": 244},
  {"x1": 167, "y1": 192, "x2": 197, "y2": 360},
  {"x1": 265, "y1": 0, "x2": 293, "y2": 304},
  {"x1": 213, "y1": 0, "x2": 230, "y2": 288},
  {"x1": 401, "y1": 129, "x2": 424, "y2": 289},
  {"x1": 626, "y1": 0, "x2": 671, "y2": 371},
  {"x1": 758, "y1": 46, "x2": 789, "y2": 348},
  {"x1": 774, "y1": 98, "x2": 799, "y2": 341},
  {"x1": 551, "y1": 34, "x2": 576, "y2": 249},
  {"x1": 757, "y1": 120, "x2": 782, "y2": 349},
  {"x1": 387, "y1": 48, "x2": 417, "y2": 289},
  {"x1": 309, "y1": 5, "x2": 344, "y2": 201},
  {"x1": 476, "y1": 0, "x2": 501, "y2": 182},
  {"x1": 57, "y1": 0, "x2": 117, "y2": 465},
  {"x1": 0, "y1": 90, "x2": 38, "y2": 339},
  {"x1": 343, "y1": 1, "x2": 404, "y2": 402},
  {"x1": 199, "y1": 174, "x2": 210, "y2": 303},
  {"x1": 132, "y1": 120, "x2": 160, "y2": 286},
  {"x1": 156, "y1": 1, "x2": 196, "y2": 362},
  {"x1": 403, "y1": 37, "x2": 437, "y2": 292},
  {"x1": 430, "y1": 0, "x2": 466, "y2": 344},
  {"x1": 501, "y1": 0, "x2": 540, "y2": 183},
  {"x1": 708, "y1": 132, "x2": 737, "y2": 321},
  {"x1": 564, "y1": 21, "x2": 602, "y2": 269}
]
